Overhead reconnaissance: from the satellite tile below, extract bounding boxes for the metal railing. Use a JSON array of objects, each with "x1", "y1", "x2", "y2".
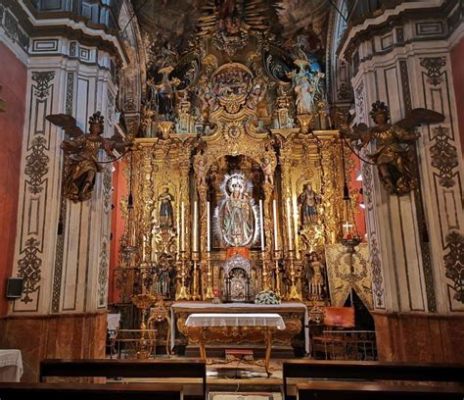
[
  {"x1": 108, "y1": 328, "x2": 157, "y2": 359},
  {"x1": 311, "y1": 329, "x2": 377, "y2": 361}
]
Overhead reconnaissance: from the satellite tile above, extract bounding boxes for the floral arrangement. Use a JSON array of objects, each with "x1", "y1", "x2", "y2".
[{"x1": 254, "y1": 290, "x2": 281, "y2": 305}]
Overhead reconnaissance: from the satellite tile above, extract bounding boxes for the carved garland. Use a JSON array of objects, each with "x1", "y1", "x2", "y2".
[
  {"x1": 430, "y1": 126, "x2": 458, "y2": 188},
  {"x1": 32, "y1": 71, "x2": 55, "y2": 99},
  {"x1": 355, "y1": 82, "x2": 365, "y2": 122},
  {"x1": 444, "y1": 231, "x2": 464, "y2": 304},
  {"x1": 98, "y1": 241, "x2": 109, "y2": 307},
  {"x1": 369, "y1": 236, "x2": 385, "y2": 308},
  {"x1": 103, "y1": 165, "x2": 113, "y2": 213},
  {"x1": 17, "y1": 238, "x2": 42, "y2": 304},
  {"x1": 65, "y1": 72, "x2": 74, "y2": 115},
  {"x1": 420, "y1": 57, "x2": 446, "y2": 86},
  {"x1": 25, "y1": 136, "x2": 49, "y2": 194}
]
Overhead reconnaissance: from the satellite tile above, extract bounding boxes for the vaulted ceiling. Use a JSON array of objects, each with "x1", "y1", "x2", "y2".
[{"x1": 131, "y1": 0, "x2": 331, "y2": 53}]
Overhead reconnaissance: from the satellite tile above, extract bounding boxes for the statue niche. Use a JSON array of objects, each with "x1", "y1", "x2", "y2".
[{"x1": 223, "y1": 254, "x2": 252, "y2": 303}]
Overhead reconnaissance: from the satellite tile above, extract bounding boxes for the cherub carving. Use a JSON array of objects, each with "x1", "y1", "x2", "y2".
[
  {"x1": 46, "y1": 112, "x2": 131, "y2": 202},
  {"x1": 194, "y1": 157, "x2": 208, "y2": 188},
  {"x1": 261, "y1": 156, "x2": 274, "y2": 186},
  {"x1": 341, "y1": 101, "x2": 444, "y2": 195}
]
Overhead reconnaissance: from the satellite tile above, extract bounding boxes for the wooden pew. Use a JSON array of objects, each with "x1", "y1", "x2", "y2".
[
  {"x1": 40, "y1": 358, "x2": 207, "y2": 399},
  {"x1": 0, "y1": 382, "x2": 182, "y2": 400},
  {"x1": 296, "y1": 380, "x2": 464, "y2": 400},
  {"x1": 283, "y1": 360, "x2": 464, "y2": 400}
]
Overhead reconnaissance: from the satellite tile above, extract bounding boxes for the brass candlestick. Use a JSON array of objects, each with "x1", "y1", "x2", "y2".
[
  {"x1": 131, "y1": 293, "x2": 157, "y2": 359},
  {"x1": 262, "y1": 251, "x2": 271, "y2": 291},
  {"x1": 176, "y1": 251, "x2": 190, "y2": 300},
  {"x1": 205, "y1": 252, "x2": 214, "y2": 300},
  {"x1": 286, "y1": 250, "x2": 302, "y2": 301},
  {"x1": 273, "y1": 250, "x2": 282, "y2": 298},
  {"x1": 191, "y1": 251, "x2": 201, "y2": 300}
]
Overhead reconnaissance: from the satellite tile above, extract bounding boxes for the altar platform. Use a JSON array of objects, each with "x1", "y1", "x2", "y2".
[{"x1": 170, "y1": 302, "x2": 308, "y2": 358}]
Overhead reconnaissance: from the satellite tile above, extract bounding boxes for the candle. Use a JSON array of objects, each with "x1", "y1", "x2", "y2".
[
  {"x1": 272, "y1": 199, "x2": 279, "y2": 250},
  {"x1": 193, "y1": 201, "x2": 198, "y2": 252},
  {"x1": 206, "y1": 201, "x2": 211, "y2": 252},
  {"x1": 259, "y1": 199, "x2": 265, "y2": 251},
  {"x1": 176, "y1": 201, "x2": 180, "y2": 253},
  {"x1": 287, "y1": 198, "x2": 293, "y2": 250},
  {"x1": 292, "y1": 195, "x2": 299, "y2": 258},
  {"x1": 181, "y1": 201, "x2": 185, "y2": 251}
]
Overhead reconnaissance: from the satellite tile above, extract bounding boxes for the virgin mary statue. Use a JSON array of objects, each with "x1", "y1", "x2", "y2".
[{"x1": 216, "y1": 173, "x2": 258, "y2": 247}]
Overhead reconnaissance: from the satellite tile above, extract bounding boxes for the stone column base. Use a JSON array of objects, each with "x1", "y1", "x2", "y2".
[
  {"x1": 373, "y1": 311, "x2": 464, "y2": 363},
  {"x1": 0, "y1": 312, "x2": 107, "y2": 382}
]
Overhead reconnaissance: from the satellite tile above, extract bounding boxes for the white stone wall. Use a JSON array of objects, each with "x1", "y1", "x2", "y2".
[
  {"x1": 0, "y1": 0, "x2": 126, "y2": 314},
  {"x1": 342, "y1": 0, "x2": 464, "y2": 313}
]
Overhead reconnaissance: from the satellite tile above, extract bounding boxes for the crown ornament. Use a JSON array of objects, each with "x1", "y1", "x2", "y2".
[
  {"x1": 369, "y1": 100, "x2": 390, "y2": 120},
  {"x1": 89, "y1": 111, "x2": 105, "y2": 126}
]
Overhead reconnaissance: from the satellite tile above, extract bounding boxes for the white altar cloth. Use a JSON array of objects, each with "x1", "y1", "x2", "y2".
[
  {"x1": 0, "y1": 350, "x2": 23, "y2": 382},
  {"x1": 185, "y1": 313, "x2": 286, "y2": 330},
  {"x1": 171, "y1": 302, "x2": 309, "y2": 354}
]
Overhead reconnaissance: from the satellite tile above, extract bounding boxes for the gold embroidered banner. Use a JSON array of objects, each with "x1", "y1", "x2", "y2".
[{"x1": 325, "y1": 243, "x2": 372, "y2": 309}]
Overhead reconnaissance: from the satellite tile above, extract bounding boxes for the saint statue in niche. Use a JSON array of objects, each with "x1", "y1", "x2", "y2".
[
  {"x1": 158, "y1": 188, "x2": 174, "y2": 230},
  {"x1": 155, "y1": 253, "x2": 174, "y2": 298},
  {"x1": 288, "y1": 60, "x2": 315, "y2": 115},
  {"x1": 305, "y1": 252, "x2": 325, "y2": 300},
  {"x1": 217, "y1": 172, "x2": 258, "y2": 247},
  {"x1": 298, "y1": 183, "x2": 321, "y2": 228}
]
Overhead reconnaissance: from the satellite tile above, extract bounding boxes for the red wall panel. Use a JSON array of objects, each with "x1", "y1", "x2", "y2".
[
  {"x1": 0, "y1": 43, "x2": 27, "y2": 316},
  {"x1": 108, "y1": 160, "x2": 128, "y2": 304}
]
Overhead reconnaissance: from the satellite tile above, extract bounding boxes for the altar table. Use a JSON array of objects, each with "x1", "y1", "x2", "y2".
[
  {"x1": 185, "y1": 313, "x2": 285, "y2": 374},
  {"x1": 171, "y1": 302, "x2": 309, "y2": 354},
  {"x1": 0, "y1": 350, "x2": 23, "y2": 382}
]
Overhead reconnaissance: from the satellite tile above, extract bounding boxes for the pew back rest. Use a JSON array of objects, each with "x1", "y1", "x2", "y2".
[
  {"x1": 40, "y1": 358, "x2": 207, "y2": 398},
  {"x1": 40, "y1": 358, "x2": 206, "y2": 380},
  {"x1": 296, "y1": 381, "x2": 464, "y2": 400},
  {"x1": 0, "y1": 382, "x2": 182, "y2": 400},
  {"x1": 283, "y1": 360, "x2": 464, "y2": 400}
]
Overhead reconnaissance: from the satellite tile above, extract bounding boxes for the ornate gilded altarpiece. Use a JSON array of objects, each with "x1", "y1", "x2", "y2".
[
  {"x1": 115, "y1": 0, "x2": 370, "y2": 351},
  {"x1": 120, "y1": 87, "x2": 350, "y2": 304}
]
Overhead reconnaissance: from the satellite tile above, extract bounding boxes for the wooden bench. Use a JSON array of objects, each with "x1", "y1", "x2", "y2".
[
  {"x1": 296, "y1": 380, "x2": 464, "y2": 400},
  {"x1": 0, "y1": 382, "x2": 182, "y2": 400},
  {"x1": 40, "y1": 358, "x2": 207, "y2": 399},
  {"x1": 283, "y1": 359, "x2": 464, "y2": 400}
]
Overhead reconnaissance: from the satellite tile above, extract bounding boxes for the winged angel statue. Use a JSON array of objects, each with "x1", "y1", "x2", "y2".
[
  {"x1": 46, "y1": 112, "x2": 131, "y2": 202},
  {"x1": 340, "y1": 101, "x2": 444, "y2": 195}
]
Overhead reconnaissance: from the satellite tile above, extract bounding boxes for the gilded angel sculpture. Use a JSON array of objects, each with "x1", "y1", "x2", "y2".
[
  {"x1": 46, "y1": 112, "x2": 131, "y2": 202},
  {"x1": 341, "y1": 101, "x2": 444, "y2": 195}
]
